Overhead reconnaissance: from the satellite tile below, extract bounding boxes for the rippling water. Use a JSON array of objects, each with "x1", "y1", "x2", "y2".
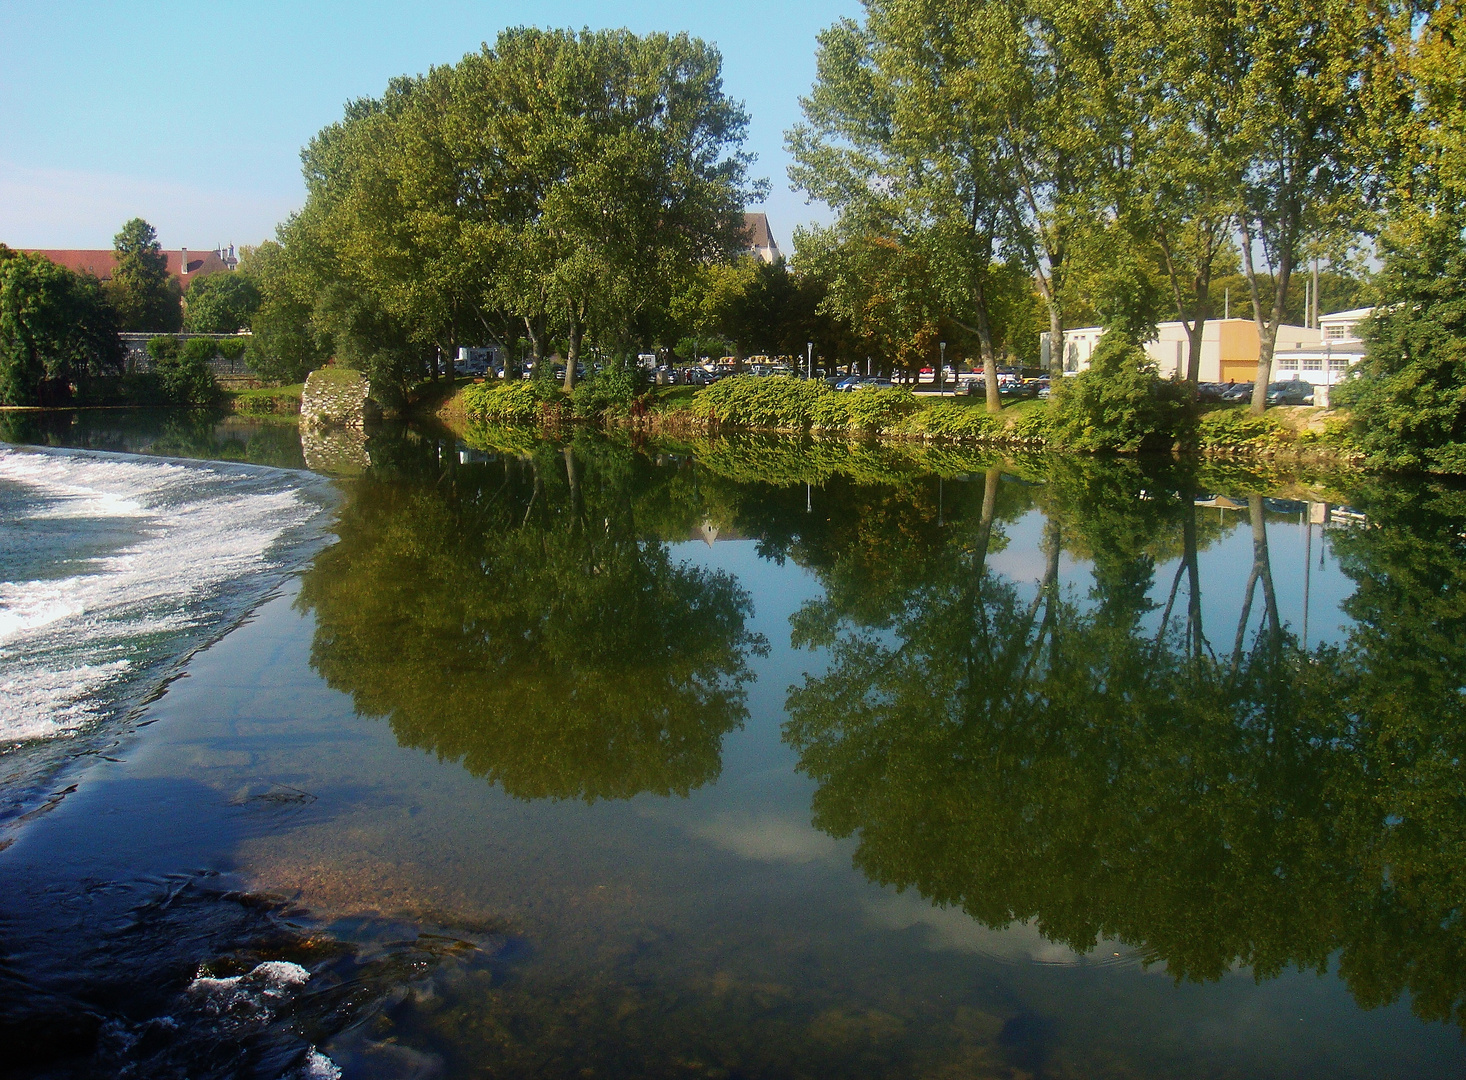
[{"x1": 0, "y1": 444, "x2": 336, "y2": 817}]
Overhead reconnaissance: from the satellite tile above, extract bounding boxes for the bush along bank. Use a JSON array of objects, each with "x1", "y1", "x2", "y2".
[{"x1": 446, "y1": 366, "x2": 1361, "y2": 463}]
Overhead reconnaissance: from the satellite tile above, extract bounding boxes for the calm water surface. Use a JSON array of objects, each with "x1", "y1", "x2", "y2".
[{"x1": 2, "y1": 413, "x2": 1465, "y2": 1078}]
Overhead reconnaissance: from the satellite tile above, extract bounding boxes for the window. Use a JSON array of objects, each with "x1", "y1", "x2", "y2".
[
  {"x1": 1302, "y1": 358, "x2": 1323, "y2": 371},
  {"x1": 1277, "y1": 358, "x2": 1298, "y2": 370},
  {"x1": 1325, "y1": 325, "x2": 1348, "y2": 340},
  {"x1": 1328, "y1": 358, "x2": 1349, "y2": 371}
]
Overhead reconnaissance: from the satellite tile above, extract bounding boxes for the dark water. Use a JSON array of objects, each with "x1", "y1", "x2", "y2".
[{"x1": 3, "y1": 414, "x2": 1465, "y2": 1078}]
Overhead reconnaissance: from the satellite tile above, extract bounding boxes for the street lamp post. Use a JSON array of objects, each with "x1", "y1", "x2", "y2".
[
  {"x1": 807, "y1": 342, "x2": 814, "y2": 381},
  {"x1": 939, "y1": 341, "x2": 946, "y2": 393}
]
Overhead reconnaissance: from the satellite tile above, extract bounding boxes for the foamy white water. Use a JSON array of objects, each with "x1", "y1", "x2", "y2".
[{"x1": 0, "y1": 445, "x2": 334, "y2": 746}]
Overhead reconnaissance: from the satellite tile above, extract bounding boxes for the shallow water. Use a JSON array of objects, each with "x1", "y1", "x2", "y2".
[{"x1": 3, "y1": 416, "x2": 1465, "y2": 1078}]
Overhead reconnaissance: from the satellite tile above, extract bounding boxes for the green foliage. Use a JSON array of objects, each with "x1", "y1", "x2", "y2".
[
  {"x1": 690, "y1": 375, "x2": 829, "y2": 429},
  {"x1": 105, "y1": 218, "x2": 181, "y2": 332},
  {"x1": 240, "y1": 241, "x2": 327, "y2": 385},
  {"x1": 183, "y1": 271, "x2": 261, "y2": 333},
  {"x1": 226, "y1": 383, "x2": 303, "y2": 415},
  {"x1": 810, "y1": 385, "x2": 919, "y2": 432},
  {"x1": 1049, "y1": 332, "x2": 1192, "y2": 451},
  {"x1": 1343, "y1": 0, "x2": 1466, "y2": 480},
  {"x1": 146, "y1": 335, "x2": 216, "y2": 406},
  {"x1": 310, "y1": 281, "x2": 424, "y2": 409},
  {"x1": 0, "y1": 246, "x2": 123, "y2": 404},
  {"x1": 1197, "y1": 405, "x2": 1284, "y2": 448},
  {"x1": 146, "y1": 335, "x2": 181, "y2": 361},
  {"x1": 897, "y1": 400, "x2": 1002, "y2": 440},
  {"x1": 215, "y1": 337, "x2": 247, "y2": 363},
  {"x1": 459, "y1": 379, "x2": 562, "y2": 424},
  {"x1": 570, "y1": 362, "x2": 645, "y2": 418},
  {"x1": 1010, "y1": 402, "x2": 1053, "y2": 443}
]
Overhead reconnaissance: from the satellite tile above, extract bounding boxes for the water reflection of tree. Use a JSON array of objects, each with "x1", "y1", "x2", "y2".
[
  {"x1": 298, "y1": 433, "x2": 766, "y2": 801},
  {"x1": 784, "y1": 460, "x2": 1466, "y2": 1030}
]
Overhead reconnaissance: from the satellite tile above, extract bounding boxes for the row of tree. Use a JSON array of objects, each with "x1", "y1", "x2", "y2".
[{"x1": 786, "y1": 0, "x2": 1421, "y2": 414}]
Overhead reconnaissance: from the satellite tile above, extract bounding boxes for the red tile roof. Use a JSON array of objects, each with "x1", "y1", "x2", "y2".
[{"x1": 17, "y1": 248, "x2": 231, "y2": 289}]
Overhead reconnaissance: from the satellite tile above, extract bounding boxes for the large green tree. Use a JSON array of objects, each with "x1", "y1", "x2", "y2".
[
  {"x1": 104, "y1": 218, "x2": 182, "y2": 332},
  {"x1": 290, "y1": 28, "x2": 760, "y2": 395},
  {"x1": 1341, "y1": 0, "x2": 1466, "y2": 471},
  {"x1": 1213, "y1": 0, "x2": 1405, "y2": 412},
  {"x1": 0, "y1": 246, "x2": 123, "y2": 404}
]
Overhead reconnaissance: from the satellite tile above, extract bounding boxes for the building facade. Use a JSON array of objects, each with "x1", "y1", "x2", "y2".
[
  {"x1": 1045, "y1": 318, "x2": 1324, "y2": 382},
  {"x1": 1272, "y1": 307, "x2": 1372, "y2": 387}
]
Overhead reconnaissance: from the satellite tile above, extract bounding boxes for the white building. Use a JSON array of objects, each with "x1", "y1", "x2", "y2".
[
  {"x1": 1046, "y1": 319, "x2": 1322, "y2": 383},
  {"x1": 1272, "y1": 307, "x2": 1372, "y2": 387}
]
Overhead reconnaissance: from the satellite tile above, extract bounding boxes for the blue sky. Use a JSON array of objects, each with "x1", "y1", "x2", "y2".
[{"x1": 0, "y1": 0, "x2": 860, "y2": 253}]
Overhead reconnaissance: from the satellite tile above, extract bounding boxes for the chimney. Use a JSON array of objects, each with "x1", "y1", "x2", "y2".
[{"x1": 180, "y1": 247, "x2": 189, "y2": 276}]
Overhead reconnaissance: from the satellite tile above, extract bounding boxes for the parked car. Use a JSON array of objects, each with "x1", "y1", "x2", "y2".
[
  {"x1": 1196, "y1": 382, "x2": 1231, "y2": 402},
  {"x1": 857, "y1": 378, "x2": 895, "y2": 391},
  {"x1": 1266, "y1": 380, "x2": 1314, "y2": 406},
  {"x1": 997, "y1": 380, "x2": 1041, "y2": 400},
  {"x1": 1220, "y1": 382, "x2": 1255, "y2": 402},
  {"x1": 834, "y1": 375, "x2": 866, "y2": 391}
]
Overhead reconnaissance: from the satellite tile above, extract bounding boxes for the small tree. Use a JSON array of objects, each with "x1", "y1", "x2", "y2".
[{"x1": 1049, "y1": 330, "x2": 1191, "y2": 452}]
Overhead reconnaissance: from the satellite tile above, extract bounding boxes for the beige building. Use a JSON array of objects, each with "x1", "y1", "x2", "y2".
[{"x1": 1046, "y1": 318, "x2": 1321, "y2": 382}]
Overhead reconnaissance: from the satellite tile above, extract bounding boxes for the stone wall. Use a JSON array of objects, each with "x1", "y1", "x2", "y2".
[{"x1": 301, "y1": 367, "x2": 374, "y2": 428}]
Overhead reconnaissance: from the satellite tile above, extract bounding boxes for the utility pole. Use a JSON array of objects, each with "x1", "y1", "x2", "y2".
[
  {"x1": 807, "y1": 341, "x2": 813, "y2": 380},
  {"x1": 1312, "y1": 257, "x2": 1320, "y2": 328},
  {"x1": 939, "y1": 341, "x2": 946, "y2": 394}
]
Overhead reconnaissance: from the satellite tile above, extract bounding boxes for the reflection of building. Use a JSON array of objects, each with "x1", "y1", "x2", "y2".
[
  {"x1": 20, "y1": 245, "x2": 239, "y2": 290},
  {"x1": 1044, "y1": 319, "x2": 1320, "y2": 382},
  {"x1": 740, "y1": 213, "x2": 781, "y2": 264},
  {"x1": 693, "y1": 519, "x2": 745, "y2": 546}
]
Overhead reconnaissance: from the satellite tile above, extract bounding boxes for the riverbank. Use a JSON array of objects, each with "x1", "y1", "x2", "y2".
[{"x1": 437, "y1": 377, "x2": 1365, "y2": 471}]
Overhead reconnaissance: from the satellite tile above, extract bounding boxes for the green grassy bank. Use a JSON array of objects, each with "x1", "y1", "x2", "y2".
[{"x1": 440, "y1": 374, "x2": 1361, "y2": 465}]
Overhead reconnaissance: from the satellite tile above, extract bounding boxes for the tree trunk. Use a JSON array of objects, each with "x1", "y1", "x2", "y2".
[
  {"x1": 563, "y1": 311, "x2": 581, "y2": 392},
  {"x1": 1186, "y1": 319, "x2": 1206, "y2": 385},
  {"x1": 524, "y1": 316, "x2": 543, "y2": 378},
  {"x1": 1047, "y1": 301, "x2": 1064, "y2": 383},
  {"x1": 1238, "y1": 218, "x2": 1293, "y2": 415}
]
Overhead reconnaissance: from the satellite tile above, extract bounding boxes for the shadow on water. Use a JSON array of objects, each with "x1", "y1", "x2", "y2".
[{"x1": 4, "y1": 414, "x2": 1466, "y2": 1077}]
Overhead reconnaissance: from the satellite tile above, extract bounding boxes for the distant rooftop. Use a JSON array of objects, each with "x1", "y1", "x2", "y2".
[
  {"x1": 741, "y1": 213, "x2": 780, "y2": 264},
  {"x1": 17, "y1": 246, "x2": 238, "y2": 288}
]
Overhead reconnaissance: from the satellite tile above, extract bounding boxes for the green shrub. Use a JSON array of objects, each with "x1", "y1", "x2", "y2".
[
  {"x1": 843, "y1": 386, "x2": 918, "y2": 431},
  {"x1": 1011, "y1": 405, "x2": 1052, "y2": 443},
  {"x1": 460, "y1": 379, "x2": 560, "y2": 423},
  {"x1": 154, "y1": 341, "x2": 217, "y2": 406},
  {"x1": 572, "y1": 363, "x2": 646, "y2": 418},
  {"x1": 691, "y1": 375, "x2": 829, "y2": 429},
  {"x1": 899, "y1": 400, "x2": 1001, "y2": 440},
  {"x1": 147, "y1": 335, "x2": 181, "y2": 362},
  {"x1": 216, "y1": 337, "x2": 248, "y2": 363},
  {"x1": 1049, "y1": 333, "x2": 1190, "y2": 451},
  {"x1": 1196, "y1": 406, "x2": 1282, "y2": 448}
]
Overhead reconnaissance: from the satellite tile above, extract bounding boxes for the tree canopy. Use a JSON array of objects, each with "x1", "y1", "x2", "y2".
[{"x1": 105, "y1": 218, "x2": 182, "y2": 333}]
